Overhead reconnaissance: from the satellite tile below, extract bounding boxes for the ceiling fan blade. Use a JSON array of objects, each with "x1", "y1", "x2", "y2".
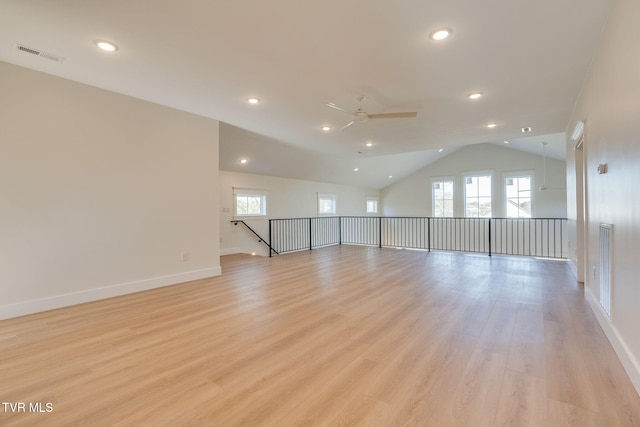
[
  {"x1": 368, "y1": 112, "x2": 417, "y2": 119},
  {"x1": 339, "y1": 121, "x2": 356, "y2": 131},
  {"x1": 325, "y1": 102, "x2": 350, "y2": 114}
]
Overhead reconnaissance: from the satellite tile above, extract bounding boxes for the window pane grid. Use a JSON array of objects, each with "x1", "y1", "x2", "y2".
[
  {"x1": 318, "y1": 194, "x2": 337, "y2": 215},
  {"x1": 465, "y1": 175, "x2": 492, "y2": 218},
  {"x1": 432, "y1": 180, "x2": 454, "y2": 217},
  {"x1": 235, "y1": 194, "x2": 266, "y2": 216},
  {"x1": 366, "y1": 197, "x2": 378, "y2": 214},
  {"x1": 506, "y1": 176, "x2": 532, "y2": 218}
]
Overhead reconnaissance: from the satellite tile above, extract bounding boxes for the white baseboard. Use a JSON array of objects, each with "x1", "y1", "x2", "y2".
[
  {"x1": 585, "y1": 287, "x2": 640, "y2": 396},
  {"x1": 0, "y1": 267, "x2": 221, "y2": 320},
  {"x1": 220, "y1": 247, "x2": 244, "y2": 256},
  {"x1": 220, "y1": 248, "x2": 242, "y2": 256},
  {"x1": 220, "y1": 247, "x2": 268, "y2": 256}
]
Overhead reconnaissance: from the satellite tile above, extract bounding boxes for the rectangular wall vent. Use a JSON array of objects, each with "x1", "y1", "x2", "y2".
[
  {"x1": 16, "y1": 43, "x2": 64, "y2": 63},
  {"x1": 599, "y1": 224, "x2": 613, "y2": 318}
]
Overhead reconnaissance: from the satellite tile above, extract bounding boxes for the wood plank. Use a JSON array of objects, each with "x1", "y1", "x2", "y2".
[
  {"x1": 0, "y1": 246, "x2": 639, "y2": 426},
  {"x1": 507, "y1": 307, "x2": 546, "y2": 378},
  {"x1": 493, "y1": 369, "x2": 548, "y2": 426}
]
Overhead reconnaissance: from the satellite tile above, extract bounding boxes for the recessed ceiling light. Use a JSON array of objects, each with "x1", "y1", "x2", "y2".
[
  {"x1": 321, "y1": 125, "x2": 332, "y2": 132},
  {"x1": 503, "y1": 140, "x2": 510, "y2": 144},
  {"x1": 240, "y1": 158, "x2": 248, "y2": 164},
  {"x1": 430, "y1": 28, "x2": 451, "y2": 41},
  {"x1": 467, "y1": 92, "x2": 483, "y2": 100},
  {"x1": 522, "y1": 126, "x2": 532, "y2": 133},
  {"x1": 247, "y1": 97, "x2": 260, "y2": 104},
  {"x1": 486, "y1": 123, "x2": 497, "y2": 128},
  {"x1": 96, "y1": 40, "x2": 118, "y2": 52},
  {"x1": 438, "y1": 148, "x2": 444, "y2": 152},
  {"x1": 353, "y1": 168, "x2": 359, "y2": 172},
  {"x1": 365, "y1": 142, "x2": 373, "y2": 147},
  {"x1": 388, "y1": 175, "x2": 393, "y2": 179}
]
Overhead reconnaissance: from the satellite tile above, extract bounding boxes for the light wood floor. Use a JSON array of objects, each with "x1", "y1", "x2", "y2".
[{"x1": 1, "y1": 246, "x2": 639, "y2": 426}]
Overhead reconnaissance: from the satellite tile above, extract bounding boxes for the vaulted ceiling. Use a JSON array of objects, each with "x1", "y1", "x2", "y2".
[{"x1": 0, "y1": 0, "x2": 610, "y2": 188}]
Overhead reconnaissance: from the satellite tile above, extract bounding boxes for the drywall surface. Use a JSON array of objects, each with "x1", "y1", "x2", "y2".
[
  {"x1": 382, "y1": 143, "x2": 566, "y2": 218},
  {"x1": 0, "y1": 61, "x2": 220, "y2": 318},
  {"x1": 566, "y1": 0, "x2": 640, "y2": 393}
]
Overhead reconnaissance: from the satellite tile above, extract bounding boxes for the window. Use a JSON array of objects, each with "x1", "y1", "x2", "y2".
[
  {"x1": 318, "y1": 193, "x2": 336, "y2": 215},
  {"x1": 234, "y1": 188, "x2": 267, "y2": 217},
  {"x1": 505, "y1": 175, "x2": 532, "y2": 218},
  {"x1": 432, "y1": 179, "x2": 454, "y2": 217},
  {"x1": 366, "y1": 196, "x2": 379, "y2": 214},
  {"x1": 465, "y1": 175, "x2": 492, "y2": 217}
]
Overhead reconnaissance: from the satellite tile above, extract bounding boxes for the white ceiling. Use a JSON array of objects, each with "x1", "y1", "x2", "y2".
[{"x1": 0, "y1": 0, "x2": 610, "y2": 188}]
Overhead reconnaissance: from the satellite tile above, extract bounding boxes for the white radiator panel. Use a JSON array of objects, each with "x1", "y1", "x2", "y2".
[{"x1": 599, "y1": 224, "x2": 613, "y2": 318}]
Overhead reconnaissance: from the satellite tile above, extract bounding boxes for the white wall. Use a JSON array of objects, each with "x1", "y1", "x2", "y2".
[
  {"x1": 567, "y1": 0, "x2": 640, "y2": 393},
  {"x1": 0, "y1": 62, "x2": 221, "y2": 319},
  {"x1": 219, "y1": 171, "x2": 379, "y2": 255},
  {"x1": 381, "y1": 143, "x2": 567, "y2": 218}
]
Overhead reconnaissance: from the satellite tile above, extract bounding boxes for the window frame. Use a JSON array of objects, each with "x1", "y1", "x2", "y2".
[
  {"x1": 503, "y1": 172, "x2": 534, "y2": 218},
  {"x1": 366, "y1": 196, "x2": 379, "y2": 215},
  {"x1": 463, "y1": 172, "x2": 493, "y2": 218},
  {"x1": 233, "y1": 187, "x2": 268, "y2": 219},
  {"x1": 317, "y1": 192, "x2": 337, "y2": 216},
  {"x1": 431, "y1": 177, "x2": 455, "y2": 217}
]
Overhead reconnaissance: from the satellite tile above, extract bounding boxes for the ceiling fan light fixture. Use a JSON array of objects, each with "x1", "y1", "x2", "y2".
[
  {"x1": 324, "y1": 95, "x2": 417, "y2": 132},
  {"x1": 430, "y1": 28, "x2": 452, "y2": 41},
  {"x1": 352, "y1": 110, "x2": 369, "y2": 122}
]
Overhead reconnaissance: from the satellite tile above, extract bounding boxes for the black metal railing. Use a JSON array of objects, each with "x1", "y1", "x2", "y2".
[
  {"x1": 231, "y1": 220, "x2": 279, "y2": 255},
  {"x1": 268, "y1": 216, "x2": 567, "y2": 259}
]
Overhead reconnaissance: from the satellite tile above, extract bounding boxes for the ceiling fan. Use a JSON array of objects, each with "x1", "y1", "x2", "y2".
[{"x1": 325, "y1": 95, "x2": 417, "y2": 131}]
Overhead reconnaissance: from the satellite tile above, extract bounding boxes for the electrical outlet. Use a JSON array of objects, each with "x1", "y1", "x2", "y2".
[{"x1": 181, "y1": 252, "x2": 191, "y2": 262}]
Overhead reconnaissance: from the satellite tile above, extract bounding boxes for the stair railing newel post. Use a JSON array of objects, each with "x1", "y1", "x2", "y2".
[
  {"x1": 488, "y1": 218, "x2": 492, "y2": 257},
  {"x1": 269, "y1": 219, "x2": 273, "y2": 257},
  {"x1": 428, "y1": 217, "x2": 431, "y2": 252}
]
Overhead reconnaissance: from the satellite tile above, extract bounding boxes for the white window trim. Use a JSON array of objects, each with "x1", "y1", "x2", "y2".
[
  {"x1": 462, "y1": 171, "x2": 493, "y2": 218},
  {"x1": 366, "y1": 195, "x2": 379, "y2": 215},
  {"x1": 502, "y1": 171, "x2": 535, "y2": 218},
  {"x1": 233, "y1": 187, "x2": 268, "y2": 219},
  {"x1": 317, "y1": 192, "x2": 337, "y2": 216},
  {"x1": 431, "y1": 176, "x2": 455, "y2": 217}
]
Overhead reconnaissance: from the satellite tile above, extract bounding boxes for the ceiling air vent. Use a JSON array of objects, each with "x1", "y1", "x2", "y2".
[{"x1": 16, "y1": 43, "x2": 64, "y2": 63}]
